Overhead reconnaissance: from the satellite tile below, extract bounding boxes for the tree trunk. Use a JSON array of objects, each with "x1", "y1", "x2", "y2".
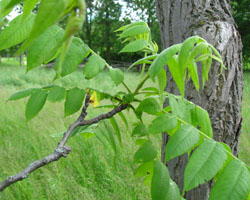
[{"x1": 155, "y1": 0, "x2": 243, "y2": 199}]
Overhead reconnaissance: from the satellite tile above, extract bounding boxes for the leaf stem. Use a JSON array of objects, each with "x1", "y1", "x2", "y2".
[
  {"x1": 134, "y1": 74, "x2": 150, "y2": 95},
  {"x1": 89, "y1": 48, "x2": 132, "y2": 93},
  {"x1": 169, "y1": 112, "x2": 246, "y2": 165}
]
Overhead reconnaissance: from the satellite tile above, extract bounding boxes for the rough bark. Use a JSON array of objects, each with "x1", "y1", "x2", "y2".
[{"x1": 155, "y1": 0, "x2": 243, "y2": 199}]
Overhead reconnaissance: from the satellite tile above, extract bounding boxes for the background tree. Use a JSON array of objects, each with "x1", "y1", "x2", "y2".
[
  {"x1": 155, "y1": 0, "x2": 243, "y2": 199},
  {"x1": 231, "y1": 0, "x2": 250, "y2": 63}
]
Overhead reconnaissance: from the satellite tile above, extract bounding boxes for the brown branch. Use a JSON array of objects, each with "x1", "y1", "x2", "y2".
[
  {"x1": 0, "y1": 93, "x2": 128, "y2": 192},
  {"x1": 79, "y1": 104, "x2": 127, "y2": 126}
]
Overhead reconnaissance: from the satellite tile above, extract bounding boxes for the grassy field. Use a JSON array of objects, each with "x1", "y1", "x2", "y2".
[{"x1": 0, "y1": 61, "x2": 249, "y2": 199}]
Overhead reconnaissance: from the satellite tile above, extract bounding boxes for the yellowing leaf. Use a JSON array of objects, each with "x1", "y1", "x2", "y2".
[{"x1": 90, "y1": 91, "x2": 100, "y2": 107}]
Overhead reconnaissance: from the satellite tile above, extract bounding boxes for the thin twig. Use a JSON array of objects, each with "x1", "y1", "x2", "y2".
[{"x1": 0, "y1": 93, "x2": 127, "y2": 192}]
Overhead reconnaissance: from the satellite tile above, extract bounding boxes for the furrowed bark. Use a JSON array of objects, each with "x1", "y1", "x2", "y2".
[
  {"x1": 0, "y1": 92, "x2": 127, "y2": 191},
  {"x1": 155, "y1": 0, "x2": 243, "y2": 199}
]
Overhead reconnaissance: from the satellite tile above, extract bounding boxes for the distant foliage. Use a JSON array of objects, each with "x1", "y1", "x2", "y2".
[{"x1": 0, "y1": 0, "x2": 249, "y2": 199}]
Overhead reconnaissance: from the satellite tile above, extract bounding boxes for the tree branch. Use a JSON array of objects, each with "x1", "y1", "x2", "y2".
[{"x1": 0, "y1": 93, "x2": 128, "y2": 192}]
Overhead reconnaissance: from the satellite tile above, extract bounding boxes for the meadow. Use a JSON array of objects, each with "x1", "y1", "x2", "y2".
[{"x1": 0, "y1": 58, "x2": 249, "y2": 199}]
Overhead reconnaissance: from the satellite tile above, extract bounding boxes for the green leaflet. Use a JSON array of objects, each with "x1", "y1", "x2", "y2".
[
  {"x1": 201, "y1": 48, "x2": 212, "y2": 87},
  {"x1": 3, "y1": 0, "x2": 21, "y2": 11},
  {"x1": 149, "y1": 43, "x2": 182, "y2": 81},
  {"x1": 135, "y1": 161, "x2": 154, "y2": 185},
  {"x1": 22, "y1": 0, "x2": 40, "y2": 21},
  {"x1": 109, "y1": 67, "x2": 124, "y2": 86},
  {"x1": 18, "y1": 0, "x2": 67, "y2": 53},
  {"x1": 165, "y1": 179, "x2": 181, "y2": 200},
  {"x1": 128, "y1": 54, "x2": 157, "y2": 71},
  {"x1": 120, "y1": 39, "x2": 148, "y2": 53},
  {"x1": 115, "y1": 21, "x2": 147, "y2": 32},
  {"x1": 186, "y1": 42, "x2": 208, "y2": 66},
  {"x1": 157, "y1": 68, "x2": 167, "y2": 94},
  {"x1": 64, "y1": 87, "x2": 85, "y2": 117},
  {"x1": 137, "y1": 98, "x2": 161, "y2": 115},
  {"x1": 119, "y1": 25, "x2": 150, "y2": 39},
  {"x1": 148, "y1": 114, "x2": 178, "y2": 134},
  {"x1": 188, "y1": 62, "x2": 200, "y2": 91},
  {"x1": 132, "y1": 123, "x2": 148, "y2": 137},
  {"x1": 103, "y1": 121, "x2": 117, "y2": 153},
  {"x1": 151, "y1": 161, "x2": 170, "y2": 200},
  {"x1": 118, "y1": 112, "x2": 128, "y2": 129},
  {"x1": 0, "y1": 14, "x2": 35, "y2": 51},
  {"x1": 83, "y1": 54, "x2": 106, "y2": 79},
  {"x1": 184, "y1": 140, "x2": 227, "y2": 191},
  {"x1": 168, "y1": 95, "x2": 192, "y2": 124},
  {"x1": 168, "y1": 56, "x2": 185, "y2": 97},
  {"x1": 94, "y1": 128, "x2": 110, "y2": 149},
  {"x1": 54, "y1": 37, "x2": 89, "y2": 77},
  {"x1": 165, "y1": 124, "x2": 200, "y2": 162},
  {"x1": 178, "y1": 36, "x2": 204, "y2": 76},
  {"x1": 196, "y1": 106, "x2": 213, "y2": 138},
  {"x1": 134, "y1": 141, "x2": 157, "y2": 163},
  {"x1": 27, "y1": 25, "x2": 64, "y2": 72},
  {"x1": 47, "y1": 86, "x2": 66, "y2": 102},
  {"x1": 25, "y1": 89, "x2": 48, "y2": 121},
  {"x1": 110, "y1": 117, "x2": 122, "y2": 145},
  {"x1": 0, "y1": 0, "x2": 11, "y2": 17},
  {"x1": 209, "y1": 159, "x2": 250, "y2": 200},
  {"x1": 168, "y1": 94, "x2": 182, "y2": 118},
  {"x1": 8, "y1": 88, "x2": 39, "y2": 101}
]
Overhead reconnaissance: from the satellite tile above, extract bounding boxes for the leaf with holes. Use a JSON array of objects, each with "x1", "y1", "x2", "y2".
[
  {"x1": 134, "y1": 141, "x2": 157, "y2": 163},
  {"x1": 132, "y1": 123, "x2": 148, "y2": 137},
  {"x1": 196, "y1": 106, "x2": 213, "y2": 138}
]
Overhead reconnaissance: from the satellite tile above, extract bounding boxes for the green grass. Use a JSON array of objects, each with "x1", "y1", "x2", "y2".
[
  {"x1": 0, "y1": 62, "x2": 249, "y2": 199},
  {"x1": 239, "y1": 72, "x2": 250, "y2": 164},
  {"x1": 0, "y1": 64, "x2": 153, "y2": 200}
]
